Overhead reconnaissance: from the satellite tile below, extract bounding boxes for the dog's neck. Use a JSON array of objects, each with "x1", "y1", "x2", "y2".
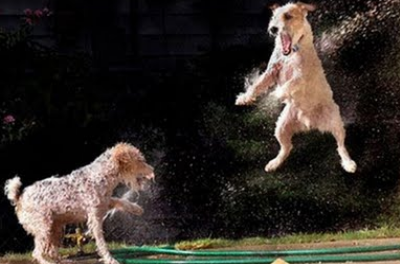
[
  {"x1": 291, "y1": 33, "x2": 316, "y2": 56},
  {"x1": 87, "y1": 151, "x2": 124, "y2": 191},
  {"x1": 292, "y1": 39, "x2": 302, "y2": 53}
]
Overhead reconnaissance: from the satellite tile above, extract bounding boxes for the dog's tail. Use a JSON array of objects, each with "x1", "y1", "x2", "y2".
[{"x1": 4, "y1": 176, "x2": 22, "y2": 206}]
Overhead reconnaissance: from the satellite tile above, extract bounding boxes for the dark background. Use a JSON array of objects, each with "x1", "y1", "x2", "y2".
[{"x1": 1, "y1": 0, "x2": 400, "y2": 255}]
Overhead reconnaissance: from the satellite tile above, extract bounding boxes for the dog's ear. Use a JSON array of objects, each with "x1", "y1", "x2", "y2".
[
  {"x1": 113, "y1": 143, "x2": 136, "y2": 164},
  {"x1": 297, "y1": 2, "x2": 316, "y2": 13},
  {"x1": 114, "y1": 146, "x2": 131, "y2": 164},
  {"x1": 269, "y1": 3, "x2": 280, "y2": 11},
  {"x1": 113, "y1": 143, "x2": 143, "y2": 166}
]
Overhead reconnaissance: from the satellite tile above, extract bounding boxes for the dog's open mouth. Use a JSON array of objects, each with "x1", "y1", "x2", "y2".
[
  {"x1": 281, "y1": 32, "x2": 292, "y2": 56},
  {"x1": 137, "y1": 176, "x2": 147, "y2": 189},
  {"x1": 137, "y1": 177, "x2": 144, "y2": 187},
  {"x1": 136, "y1": 173, "x2": 154, "y2": 190}
]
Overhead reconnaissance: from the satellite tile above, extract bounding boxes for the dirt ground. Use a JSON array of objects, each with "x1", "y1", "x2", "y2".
[{"x1": 2, "y1": 238, "x2": 400, "y2": 264}]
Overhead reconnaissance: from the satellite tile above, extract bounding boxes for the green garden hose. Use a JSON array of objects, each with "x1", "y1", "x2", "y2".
[
  {"x1": 116, "y1": 253, "x2": 400, "y2": 263},
  {"x1": 112, "y1": 244, "x2": 400, "y2": 263},
  {"x1": 112, "y1": 244, "x2": 400, "y2": 257}
]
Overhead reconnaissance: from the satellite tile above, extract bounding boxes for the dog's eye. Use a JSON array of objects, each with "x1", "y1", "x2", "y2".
[{"x1": 284, "y1": 13, "x2": 293, "y2": 20}]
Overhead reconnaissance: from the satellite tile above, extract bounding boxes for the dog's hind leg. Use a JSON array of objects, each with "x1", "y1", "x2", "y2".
[
  {"x1": 28, "y1": 214, "x2": 56, "y2": 264},
  {"x1": 46, "y1": 222, "x2": 63, "y2": 261},
  {"x1": 324, "y1": 106, "x2": 357, "y2": 173},
  {"x1": 265, "y1": 104, "x2": 298, "y2": 172},
  {"x1": 331, "y1": 123, "x2": 357, "y2": 173},
  {"x1": 32, "y1": 233, "x2": 55, "y2": 264}
]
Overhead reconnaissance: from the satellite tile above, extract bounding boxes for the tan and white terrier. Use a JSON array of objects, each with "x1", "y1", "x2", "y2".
[{"x1": 236, "y1": 2, "x2": 357, "y2": 173}]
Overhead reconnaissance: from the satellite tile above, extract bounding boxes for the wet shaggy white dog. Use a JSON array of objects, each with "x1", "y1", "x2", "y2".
[
  {"x1": 236, "y1": 2, "x2": 357, "y2": 173},
  {"x1": 4, "y1": 143, "x2": 155, "y2": 264}
]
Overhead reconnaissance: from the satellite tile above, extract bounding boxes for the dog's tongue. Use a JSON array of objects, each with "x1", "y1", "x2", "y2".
[{"x1": 281, "y1": 33, "x2": 292, "y2": 55}]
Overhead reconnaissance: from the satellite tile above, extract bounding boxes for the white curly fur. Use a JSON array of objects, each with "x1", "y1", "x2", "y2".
[
  {"x1": 4, "y1": 143, "x2": 154, "y2": 264},
  {"x1": 4, "y1": 176, "x2": 22, "y2": 206}
]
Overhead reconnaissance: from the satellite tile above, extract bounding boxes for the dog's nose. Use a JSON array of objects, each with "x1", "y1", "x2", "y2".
[
  {"x1": 269, "y1": 26, "x2": 278, "y2": 35},
  {"x1": 146, "y1": 172, "x2": 155, "y2": 181}
]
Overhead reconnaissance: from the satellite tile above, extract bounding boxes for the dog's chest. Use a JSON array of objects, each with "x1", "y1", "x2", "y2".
[
  {"x1": 277, "y1": 64, "x2": 293, "y2": 85},
  {"x1": 277, "y1": 55, "x2": 301, "y2": 85}
]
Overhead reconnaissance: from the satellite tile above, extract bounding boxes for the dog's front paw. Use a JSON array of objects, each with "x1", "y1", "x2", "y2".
[
  {"x1": 103, "y1": 256, "x2": 120, "y2": 264},
  {"x1": 110, "y1": 259, "x2": 120, "y2": 264},
  {"x1": 271, "y1": 88, "x2": 286, "y2": 100},
  {"x1": 235, "y1": 93, "x2": 254, "y2": 106},
  {"x1": 128, "y1": 203, "x2": 144, "y2": 216}
]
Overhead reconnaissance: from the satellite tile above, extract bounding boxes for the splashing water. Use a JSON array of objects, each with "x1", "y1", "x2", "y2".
[{"x1": 108, "y1": 0, "x2": 400, "y2": 243}]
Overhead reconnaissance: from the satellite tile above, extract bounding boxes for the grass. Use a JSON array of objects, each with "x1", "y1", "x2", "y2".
[
  {"x1": 1, "y1": 252, "x2": 32, "y2": 262},
  {"x1": 175, "y1": 225, "x2": 400, "y2": 249},
  {"x1": 59, "y1": 241, "x2": 129, "y2": 256},
  {"x1": 3, "y1": 226, "x2": 400, "y2": 261},
  {"x1": 0, "y1": 242, "x2": 128, "y2": 262}
]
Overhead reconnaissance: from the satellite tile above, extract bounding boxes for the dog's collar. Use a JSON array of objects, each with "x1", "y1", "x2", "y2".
[{"x1": 292, "y1": 35, "x2": 304, "y2": 53}]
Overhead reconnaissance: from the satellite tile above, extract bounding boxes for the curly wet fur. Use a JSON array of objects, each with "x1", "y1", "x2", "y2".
[
  {"x1": 4, "y1": 143, "x2": 154, "y2": 264},
  {"x1": 4, "y1": 176, "x2": 22, "y2": 206},
  {"x1": 235, "y1": 2, "x2": 357, "y2": 173}
]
